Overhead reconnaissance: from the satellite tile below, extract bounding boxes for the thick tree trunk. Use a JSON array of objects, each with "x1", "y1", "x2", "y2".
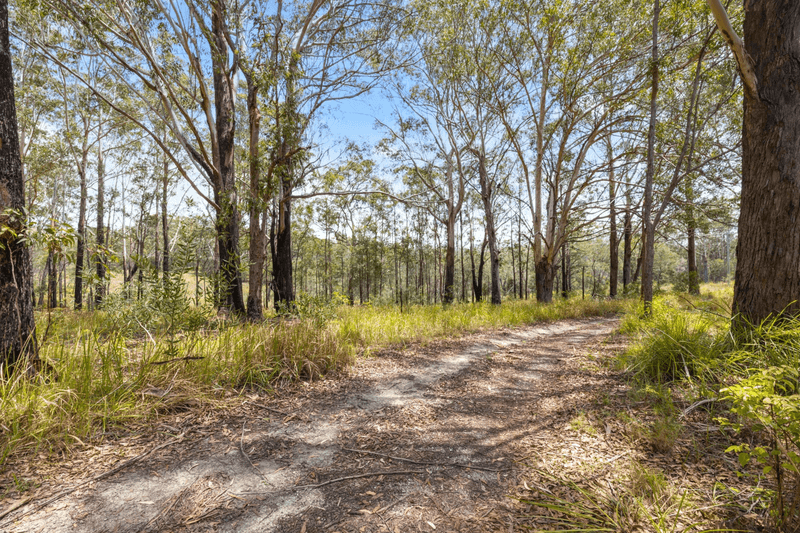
[
  {"x1": 733, "y1": 0, "x2": 800, "y2": 325},
  {"x1": 443, "y1": 212, "x2": 456, "y2": 305},
  {"x1": 608, "y1": 144, "x2": 618, "y2": 299},
  {"x1": 535, "y1": 257, "x2": 555, "y2": 303},
  {"x1": 477, "y1": 153, "x2": 501, "y2": 305},
  {"x1": 641, "y1": 0, "x2": 660, "y2": 314},
  {"x1": 212, "y1": 6, "x2": 245, "y2": 315},
  {"x1": 0, "y1": 1, "x2": 37, "y2": 368},
  {"x1": 245, "y1": 77, "x2": 265, "y2": 321}
]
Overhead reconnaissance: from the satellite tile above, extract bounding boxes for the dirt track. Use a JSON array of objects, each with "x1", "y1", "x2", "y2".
[{"x1": 2, "y1": 317, "x2": 619, "y2": 533}]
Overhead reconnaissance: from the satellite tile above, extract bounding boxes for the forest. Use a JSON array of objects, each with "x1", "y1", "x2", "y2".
[{"x1": 1, "y1": 0, "x2": 800, "y2": 531}]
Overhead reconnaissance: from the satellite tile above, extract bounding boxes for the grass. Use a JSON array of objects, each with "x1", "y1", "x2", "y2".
[
  {"x1": 615, "y1": 283, "x2": 800, "y2": 531},
  {"x1": 0, "y1": 293, "x2": 631, "y2": 471},
  {"x1": 518, "y1": 460, "x2": 717, "y2": 533}
]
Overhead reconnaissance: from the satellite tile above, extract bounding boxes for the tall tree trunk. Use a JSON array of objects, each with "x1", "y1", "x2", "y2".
[
  {"x1": 47, "y1": 250, "x2": 57, "y2": 309},
  {"x1": 245, "y1": 75, "x2": 265, "y2": 321},
  {"x1": 640, "y1": 0, "x2": 660, "y2": 314},
  {"x1": 732, "y1": 0, "x2": 800, "y2": 325},
  {"x1": 622, "y1": 194, "x2": 632, "y2": 292},
  {"x1": 95, "y1": 136, "x2": 105, "y2": 307},
  {"x1": 561, "y1": 241, "x2": 568, "y2": 298},
  {"x1": 608, "y1": 142, "x2": 618, "y2": 299},
  {"x1": 443, "y1": 210, "x2": 456, "y2": 305},
  {"x1": 74, "y1": 153, "x2": 87, "y2": 309},
  {"x1": 476, "y1": 152, "x2": 501, "y2": 305},
  {"x1": 685, "y1": 175, "x2": 700, "y2": 295},
  {"x1": 212, "y1": 4, "x2": 245, "y2": 314},
  {"x1": 161, "y1": 151, "x2": 169, "y2": 276},
  {"x1": 0, "y1": 0, "x2": 37, "y2": 368}
]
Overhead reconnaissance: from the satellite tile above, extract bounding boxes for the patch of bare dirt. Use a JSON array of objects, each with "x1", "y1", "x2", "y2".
[{"x1": 1, "y1": 317, "x2": 648, "y2": 532}]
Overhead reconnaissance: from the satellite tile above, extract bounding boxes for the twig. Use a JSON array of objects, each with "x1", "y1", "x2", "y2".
[
  {"x1": 376, "y1": 493, "x2": 410, "y2": 515},
  {"x1": 341, "y1": 447, "x2": 508, "y2": 473},
  {"x1": 240, "y1": 421, "x2": 271, "y2": 487},
  {"x1": 0, "y1": 435, "x2": 185, "y2": 528},
  {"x1": 244, "y1": 401, "x2": 292, "y2": 418},
  {"x1": 680, "y1": 397, "x2": 718, "y2": 419},
  {"x1": 149, "y1": 356, "x2": 205, "y2": 365},
  {"x1": 0, "y1": 497, "x2": 32, "y2": 521},
  {"x1": 294, "y1": 470, "x2": 426, "y2": 489}
]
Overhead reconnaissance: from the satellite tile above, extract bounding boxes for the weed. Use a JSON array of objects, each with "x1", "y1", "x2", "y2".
[{"x1": 570, "y1": 411, "x2": 598, "y2": 436}]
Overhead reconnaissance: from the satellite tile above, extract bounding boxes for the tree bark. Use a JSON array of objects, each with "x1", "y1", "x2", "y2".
[
  {"x1": 476, "y1": 152, "x2": 501, "y2": 305},
  {"x1": 732, "y1": 0, "x2": 800, "y2": 325},
  {"x1": 212, "y1": 4, "x2": 245, "y2": 315},
  {"x1": 535, "y1": 257, "x2": 555, "y2": 303},
  {"x1": 640, "y1": 0, "x2": 660, "y2": 315},
  {"x1": 0, "y1": 0, "x2": 37, "y2": 369},
  {"x1": 608, "y1": 142, "x2": 618, "y2": 299},
  {"x1": 74, "y1": 144, "x2": 88, "y2": 309},
  {"x1": 622, "y1": 192, "x2": 632, "y2": 292},
  {"x1": 161, "y1": 150, "x2": 169, "y2": 276},
  {"x1": 95, "y1": 136, "x2": 105, "y2": 307},
  {"x1": 245, "y1": 75, "x2": 265, "y2": 321},
  {"x1": 443, "y1": 211, "x2": 456, "y2": 305}
]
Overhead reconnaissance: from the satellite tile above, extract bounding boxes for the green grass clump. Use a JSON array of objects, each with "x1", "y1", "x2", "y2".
[{"x1": 619, "y1": 284, "x2": 800, "y2": 530}]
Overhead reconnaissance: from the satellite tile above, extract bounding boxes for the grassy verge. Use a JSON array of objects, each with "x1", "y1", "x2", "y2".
[
  {"x1": 0, "y1": 295, "x2": 630, "y2": 474},
  {"x1": 538, "y1": 283, "x2": 800, "y2": 531}
]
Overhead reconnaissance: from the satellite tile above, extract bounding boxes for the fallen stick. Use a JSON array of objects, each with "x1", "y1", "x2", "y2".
[
  {"x1": 295, "y1": 470, "x2": 426, "y2": 489},
  {"x1": 0, "y1": 497, "x2": 32, "y2": 522},
  {"x1": 244, "y1": 401, "x2": 292, "y2": 418},
  {"x1": 0, "y1": 435, "x2": 185, "y2": 528},
  {"x1": 341, "y1": 447, "x2": 509, "y2": 473},
  {"x1": 149, "y1": 356, "x2": 205, "y2": 365}
]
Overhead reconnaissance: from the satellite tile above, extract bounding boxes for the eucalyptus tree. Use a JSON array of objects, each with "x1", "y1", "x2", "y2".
[
  {"x1": 30, "y1": 0, "x2": 248, "y2": 313},
  {"x1": 491, "y1": 0, "x2": 649, "y2": 303},
  {"x1": 704, "y1": 0, "x2": 799, "y2": 325},
  {"x1": 261, "y1": 0, "x2": 400, "y2": 309},
  {"x1": 639, "y1": 0, "x2": 741, "y2": 310},
  {"x1": 408, "y1": 0, "x2": 510, "y2": 305},
  {"x1": 1, "y1": 0, "x2": 37, "y2": 369}
]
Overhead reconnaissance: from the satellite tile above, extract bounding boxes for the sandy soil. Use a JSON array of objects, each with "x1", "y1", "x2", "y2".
[{"x1": 1, "y1": 317, "x2": 624, "y2": 532}]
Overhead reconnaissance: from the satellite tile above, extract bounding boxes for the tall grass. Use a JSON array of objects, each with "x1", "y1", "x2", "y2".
[
  {"x1": 337, "y1": 297, "x2": 629, "y2": 348},
  {"x1": 0, "y1": 296, "x2": 629, "y2": 469},
  {"x1": 619, "y1": 286, "x2": 800, "y2": 530}
]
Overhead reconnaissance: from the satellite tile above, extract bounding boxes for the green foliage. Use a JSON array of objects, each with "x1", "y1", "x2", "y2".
[
  {"x1": 720, "y1": 365, "x2": 800, "y2": 529},
  {"x1": 621, "y1": 290, "x2": 800, "y2": 528},
  {"x1": 620, "y1": 301, "x2": 725, "y2": 383}
]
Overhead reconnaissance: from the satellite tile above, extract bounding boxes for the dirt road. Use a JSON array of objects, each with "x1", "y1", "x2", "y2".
[{"x1": 3, "y1": 317, "x2": 619, "y2": 533}]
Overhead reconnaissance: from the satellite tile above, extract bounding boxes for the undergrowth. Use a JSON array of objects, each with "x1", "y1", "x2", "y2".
[
  {"x1": 0, "y1": 292, "x2": 630, "y2": 471},
  {"x1": 616, "y1": 285, "x2": 800, "y2": 531}
]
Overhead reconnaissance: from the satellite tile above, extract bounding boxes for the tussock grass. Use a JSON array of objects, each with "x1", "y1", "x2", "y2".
[
  {"x1": 0, "y1": 296, "x2": 629, "y2": 469},
  {"x1": 519, "y1": 461, "x2": 714, "y2": 533},
  {"x1": 619, "y1": 283, "x2": 800, "y2": 530}
]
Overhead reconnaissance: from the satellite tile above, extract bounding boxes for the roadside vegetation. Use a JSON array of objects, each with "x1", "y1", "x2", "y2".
[
  {"x1": 519, "y1": 282, "x2": 800, "y2": 532},
  {"x1": 0, "y1": 279, "x2": 629, "y2": 474}
]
